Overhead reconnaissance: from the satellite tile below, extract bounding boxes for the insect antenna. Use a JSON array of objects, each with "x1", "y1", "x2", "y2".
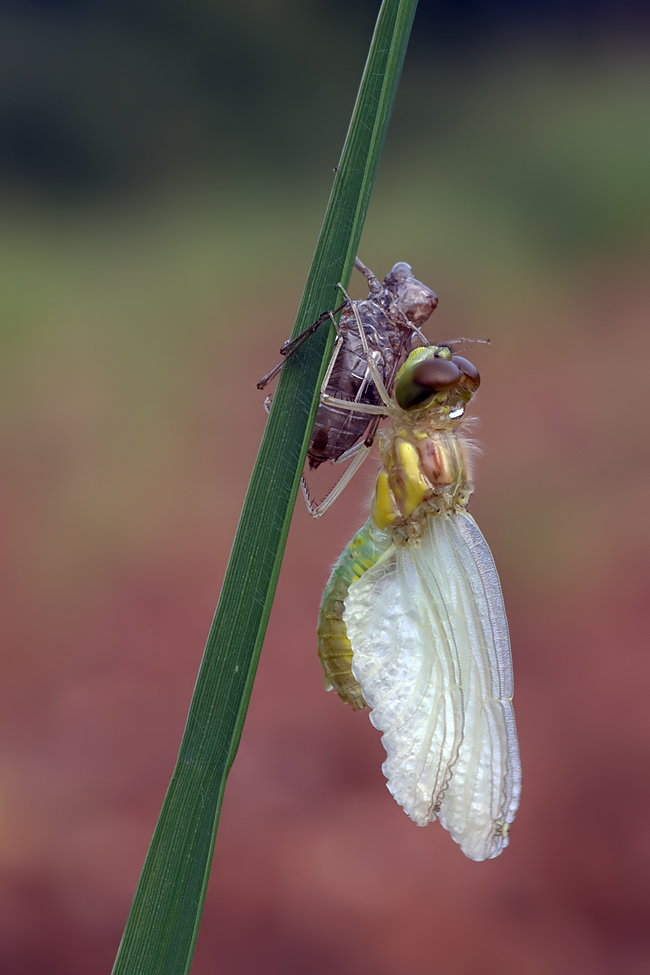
[{"x1": 440, "y1": 337, "x2": 490, "y2": 353}]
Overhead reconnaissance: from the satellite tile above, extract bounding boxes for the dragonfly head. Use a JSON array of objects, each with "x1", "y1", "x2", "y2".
[
  {"x1": 384, "y1": 263, "x2": 438, "y2": 327},
  {"x1": 394, "y1": 346, "x2": 480, "y2": 417}
]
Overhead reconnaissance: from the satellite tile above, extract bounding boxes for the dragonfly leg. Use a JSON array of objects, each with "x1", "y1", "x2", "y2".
[
  {"x1": 319, "y1": 331, "x2": 390, "y2": 418},
  {"x1": 362, "y1": 414, "x2": 381, "y2": 449},
  {"x1": 302, "y1": 443, "x2": 372, "y2": 519},
  {"x1": 319, "y1": 332, "x2": 345, "y2": 399},
  {"x1": 319, "y1": 393, "x2": 388, "y2": 416},
  {"x1": 257, "y1": 358, "x2": 287, "y2": 391},
  {"x1": 354, "y1": 256, "x2": 382, "y2": 295},
  {"x1": 332, "y1": 438, "x2": 370, "y2": 466},
  {"x1": 385, "y1": 302, "x2": 431, "y2": 350},
  {"x1": 337, "y1": 282, "x2": 394, "y2": 410},
  {"x1": 257, "y1": 301, "x2": 347, "y2": 390},
  {"x1": 279, "y1": 302, "x2": 346, "y2": 357},
  {"x1": 331, "y1": 417, "x2": 381, "y2": 467},
  {"x1": 406, "y1": 320, "x2": 431, "y2": 348}
]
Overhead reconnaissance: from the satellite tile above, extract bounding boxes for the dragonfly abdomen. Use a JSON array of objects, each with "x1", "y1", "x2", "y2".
[{"x1": 317, "y1": 519, "x2": 391, "y2": 710}]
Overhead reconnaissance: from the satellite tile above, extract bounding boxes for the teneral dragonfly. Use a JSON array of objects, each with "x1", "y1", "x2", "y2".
[{"x1": 317, "y1": 339, "x2": 521, "y2": 861}]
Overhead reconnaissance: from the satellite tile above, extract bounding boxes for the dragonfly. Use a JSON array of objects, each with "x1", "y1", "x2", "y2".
[
  {"x1": 316, "y1": 318, "x2": 521, "y2": 861},
  {"x1": 258, "y1": 258, "x2": 440, "y2": 516}
]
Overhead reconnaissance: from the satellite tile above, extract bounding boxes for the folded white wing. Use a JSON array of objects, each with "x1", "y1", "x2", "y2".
[{"x1": 343, "y1": 511, "x2": 521, "y2": 861}]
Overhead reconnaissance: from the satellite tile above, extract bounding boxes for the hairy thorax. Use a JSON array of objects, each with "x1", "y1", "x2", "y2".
[{"x1": 373, "y1": 419, "x2": 474, "y2": 541}]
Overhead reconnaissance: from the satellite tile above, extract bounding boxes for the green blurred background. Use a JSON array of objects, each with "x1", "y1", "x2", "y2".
[{"x1": 1, "y1": 2, "x2": 649, "y2": 972}]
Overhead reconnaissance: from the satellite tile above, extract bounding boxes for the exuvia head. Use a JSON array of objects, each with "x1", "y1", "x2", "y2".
[
  {"x1": 394, "y1": 346, "x2": 480, "y2": 416},
  {"x1": 383, "y1": 263, "x2": 438, "y2": 327}
]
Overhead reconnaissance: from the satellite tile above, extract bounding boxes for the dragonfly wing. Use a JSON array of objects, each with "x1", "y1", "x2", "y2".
[
  {"x1": 344, "y1": 536, "x2": 466, "y2": 828},
  {"x1": 344, "y1": 511, "x2": 521, "y2": 860},
  {"x1": 426, "y1": 512, "x2": 521, "y2": 860}
]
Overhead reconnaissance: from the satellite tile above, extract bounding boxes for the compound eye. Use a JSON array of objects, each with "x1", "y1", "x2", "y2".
[
  {"x1": 451, "y1": 355, "x2": 480, "y2": 387},
  {"x1": 395, "y1": 357, "x2": 462, "y2": 410}
]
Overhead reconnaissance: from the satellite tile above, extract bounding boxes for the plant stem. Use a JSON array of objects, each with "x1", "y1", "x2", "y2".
[{"x1": 112, "y1": 3, "x2": 419, "y2": 972}]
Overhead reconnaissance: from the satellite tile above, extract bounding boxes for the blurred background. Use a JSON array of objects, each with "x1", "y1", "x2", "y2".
[{"x1": 1, "y1": 1, "x2": 649, "y2": 972}]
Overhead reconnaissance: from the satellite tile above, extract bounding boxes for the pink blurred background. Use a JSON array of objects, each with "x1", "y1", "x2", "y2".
[{"x1": 1, "y1": 2, "x2": 649, "y2": 972}]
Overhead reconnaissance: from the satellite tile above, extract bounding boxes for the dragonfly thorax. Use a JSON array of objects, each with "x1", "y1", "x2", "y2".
[{"x1": 373, "y1": 425, "x2": 472, "y2": 537}]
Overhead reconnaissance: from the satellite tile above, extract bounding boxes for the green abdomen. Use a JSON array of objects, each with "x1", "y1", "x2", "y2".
[{"x1": 317, "y1": 519, "x2": 391, "y2": 710}]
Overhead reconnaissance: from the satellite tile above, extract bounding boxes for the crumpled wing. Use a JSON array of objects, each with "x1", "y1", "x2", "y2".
[{"x1": 343, "y1": 510, "x2": 521, "y2": 861}]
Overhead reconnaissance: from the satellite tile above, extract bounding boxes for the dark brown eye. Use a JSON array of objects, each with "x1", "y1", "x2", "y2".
[
  {"x1": 414, "y1": 358, "x2": 462, "y2": 388},
  {"x1": 395, "y1": 357, "x2": 462, "y2": 410},
  {"x1": 451, "y1": 356, "x2": 480, "y2": 384}
]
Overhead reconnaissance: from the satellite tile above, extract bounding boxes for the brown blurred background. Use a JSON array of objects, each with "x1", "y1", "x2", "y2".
[{"x1": 1, "y1": 1, "x2": 649, "y2": 972}]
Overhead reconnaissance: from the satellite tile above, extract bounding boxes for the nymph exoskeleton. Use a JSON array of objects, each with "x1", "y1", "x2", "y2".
[{"x1": 259, "y1": 258, "x2": 439, "y2": 515}]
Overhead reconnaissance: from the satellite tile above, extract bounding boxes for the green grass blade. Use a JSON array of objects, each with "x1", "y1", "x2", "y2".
[{"x1": 112, "y1": 2, "x2": 419, "y2": 973}]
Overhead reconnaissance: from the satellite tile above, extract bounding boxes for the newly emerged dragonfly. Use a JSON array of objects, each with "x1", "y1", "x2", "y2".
[
  {"x1": 259, "y1": 258, "x2": 439, "y2": 515},
  {"x1": 317, "y1": 333, "x2": 521, "y2": 861}
]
